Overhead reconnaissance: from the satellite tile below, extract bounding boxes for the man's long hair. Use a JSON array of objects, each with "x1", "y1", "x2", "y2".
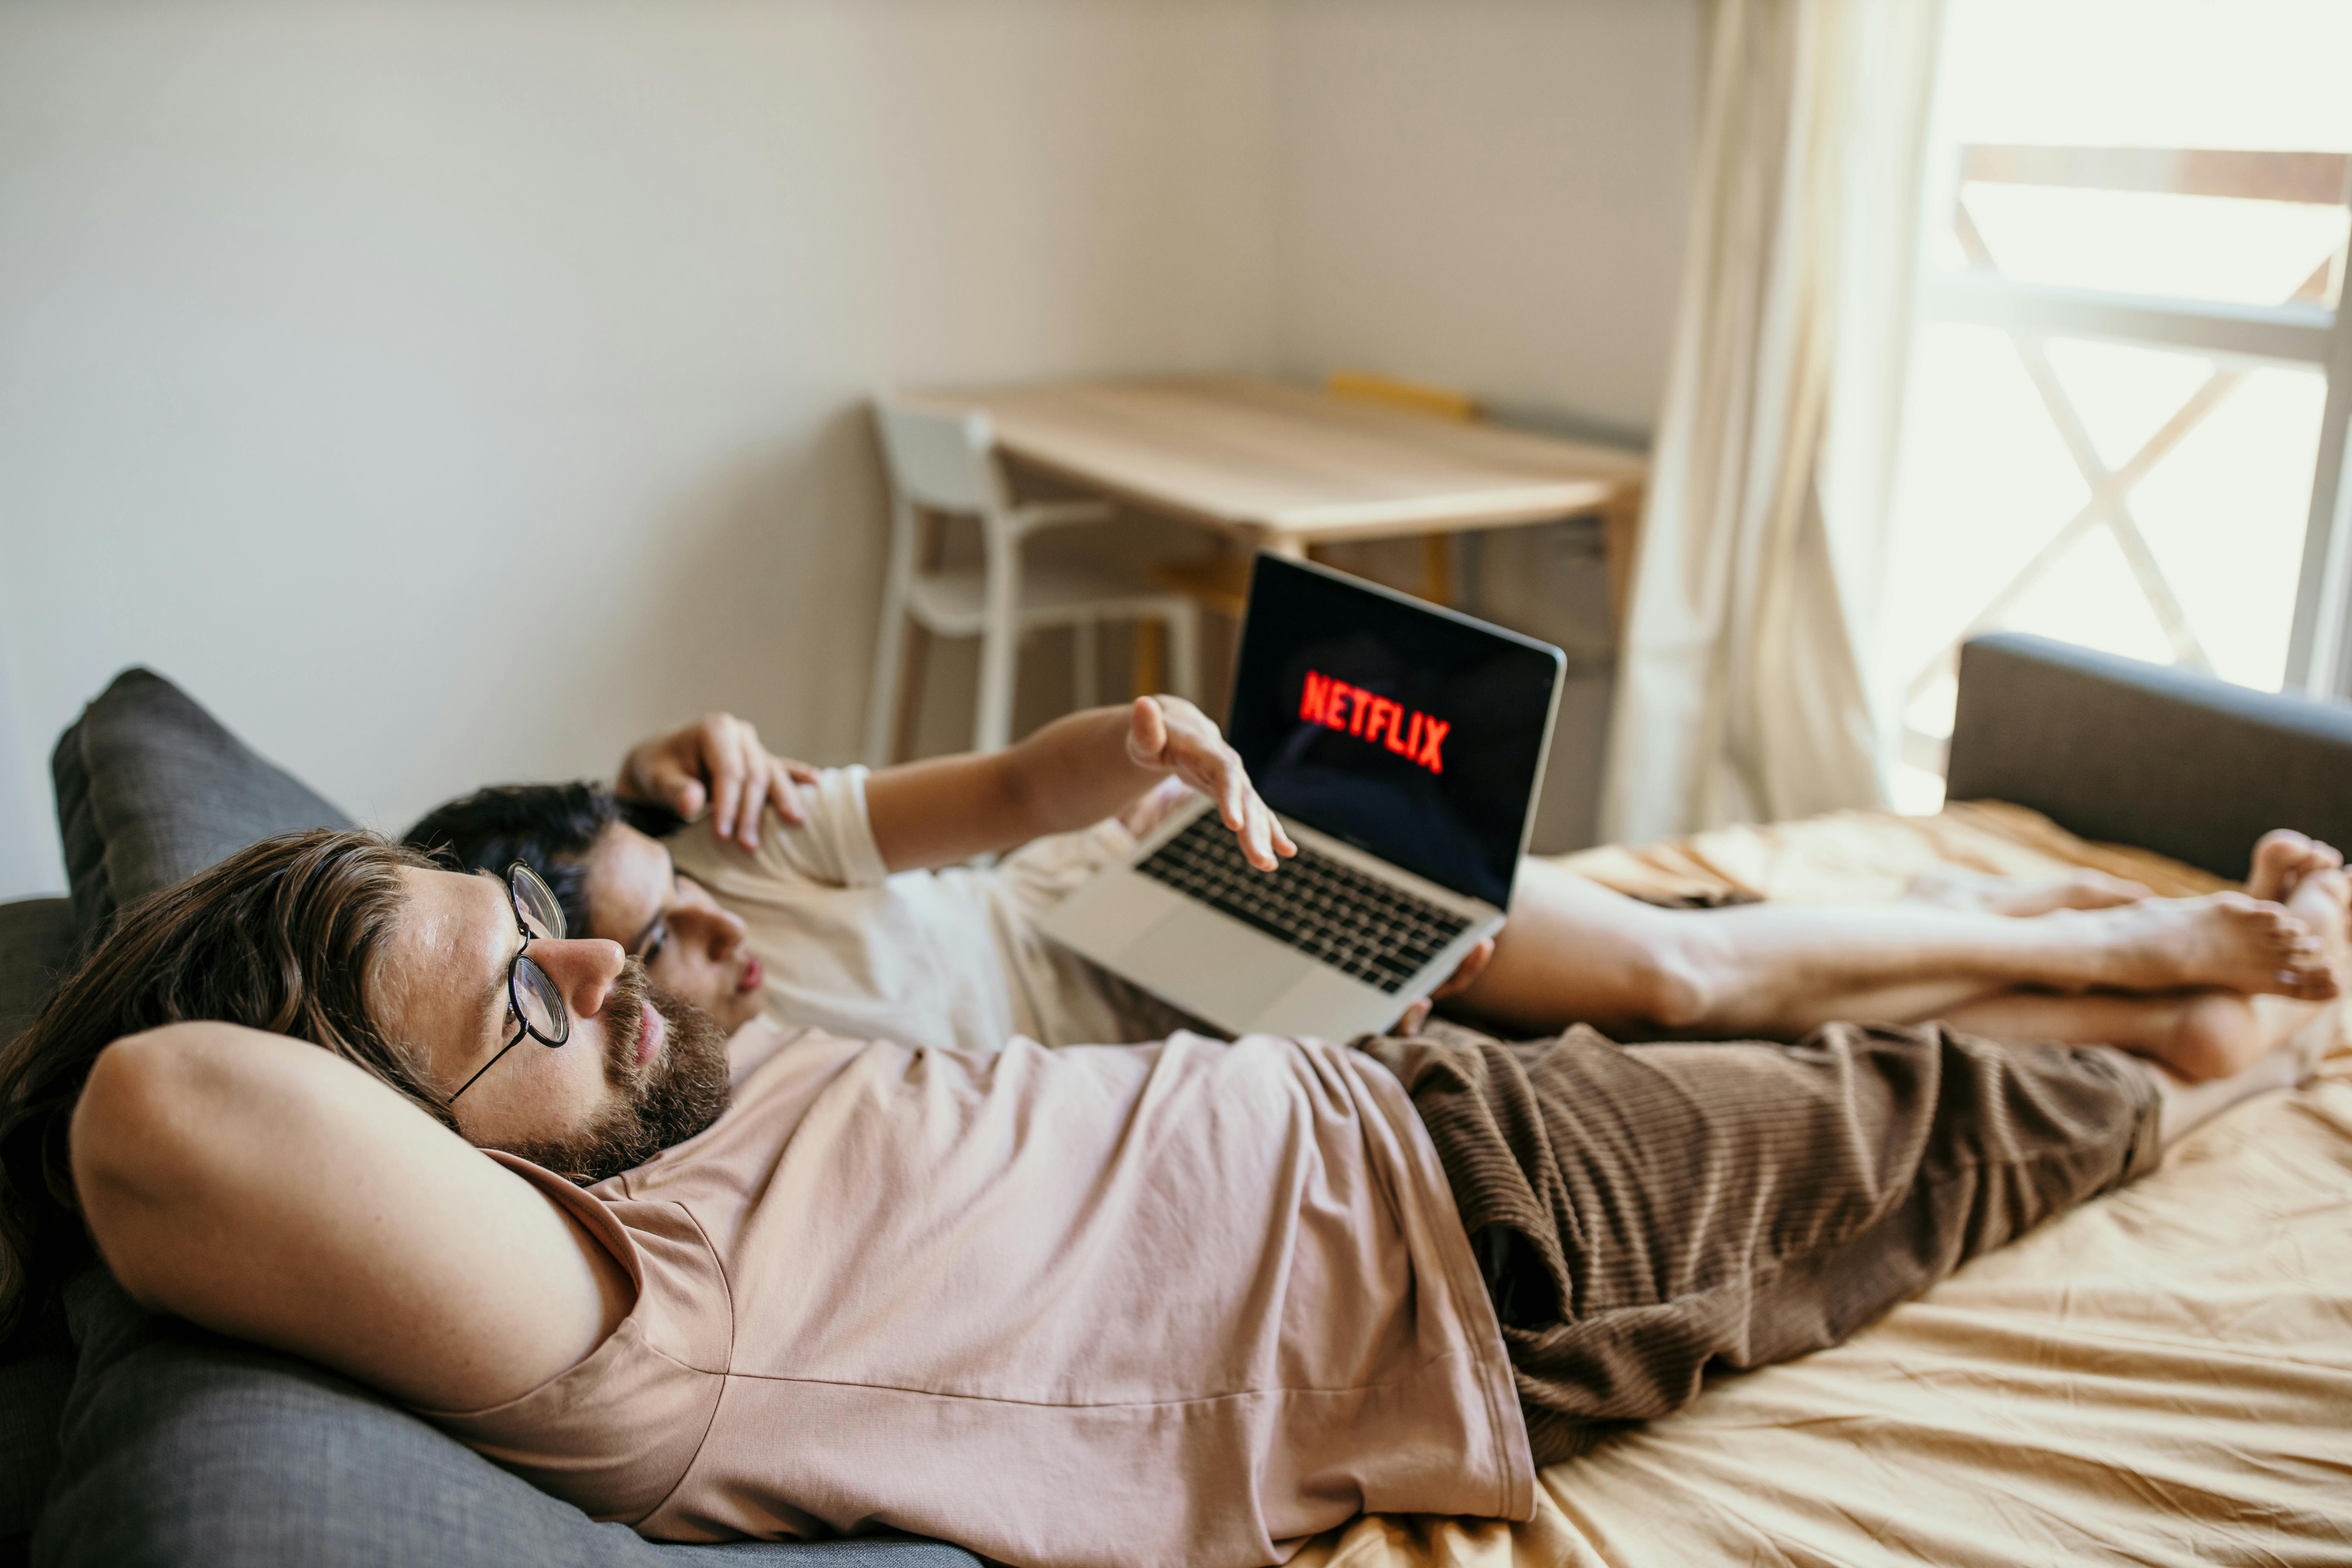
[{"x1": 0, "y1": 829, "x2": 441, "y2": 1357}]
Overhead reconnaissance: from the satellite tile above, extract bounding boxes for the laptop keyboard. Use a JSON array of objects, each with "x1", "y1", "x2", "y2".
[{"x1": 1134, "y1": 812, "x2": 1475, "y2": 994}]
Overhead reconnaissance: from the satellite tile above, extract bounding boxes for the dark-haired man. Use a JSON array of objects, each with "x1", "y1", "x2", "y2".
[
  {"x1": 408, "y1": 698, "x2": 1317, "y2": 1052},
  {"x1": 409, "y1": 700, "x2": 2346, "y2": 1083},
  {"x1": 47, "y1": 827, "x2": 2340, "y2": 1566}
]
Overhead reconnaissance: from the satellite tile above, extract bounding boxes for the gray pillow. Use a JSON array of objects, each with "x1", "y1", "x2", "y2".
[
  {"x1": 1, "y1": 1329, "x2": 74, "y2": 1566},
  {"x1": 36, "y1": 1270, "x2": 979, "y2": 1568},
  {"x1": 1, "y1": 898, "x2": 83, "y2": 1561},
  {"x1": 0, "y1": 899, "x2": 77, "y2": 1047},
  {"x1": 50, "y1": 668, "x2": 350, "y2": 940}
]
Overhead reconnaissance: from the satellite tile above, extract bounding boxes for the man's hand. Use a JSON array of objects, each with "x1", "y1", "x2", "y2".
[
  {"x1": 1390, "y1": 937, "x2": 1498, "y2": 1036},
  {"x1": 616, "y1": 713, "x2": 820, "y2": 850},
  {"x1": 1125, "y1": 696, "x2": 1297, "y2": 872},
  {"x1": 1115, "y1": 776, "x2": 1198, "y2": 840}
]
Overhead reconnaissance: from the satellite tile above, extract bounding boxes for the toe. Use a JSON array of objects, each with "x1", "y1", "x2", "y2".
[
  {"x1": 2248, "y1": 898, "x2": 2297, "y2": 935},
  {"x1": 2249, "y1": 831, "x2": 2312, "y2": 901}
]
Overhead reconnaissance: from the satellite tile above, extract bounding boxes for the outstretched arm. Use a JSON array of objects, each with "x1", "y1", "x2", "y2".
[
  {"x1": 865, "y1": 696, "x2": 1299, "y2": 874},
  {"x1": 71, "y1": 1024, "x2": 629, "y2": 1413}
]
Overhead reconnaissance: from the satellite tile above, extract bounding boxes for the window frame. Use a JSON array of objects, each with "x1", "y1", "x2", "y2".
[{"x1": 1904, "y1": 144, "x2": 2352, "y2": 703}]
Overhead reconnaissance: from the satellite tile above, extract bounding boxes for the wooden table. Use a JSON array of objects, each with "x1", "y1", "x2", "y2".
[{"x1": 905, "y1": 374, "x2": 1648, "y2": 623}]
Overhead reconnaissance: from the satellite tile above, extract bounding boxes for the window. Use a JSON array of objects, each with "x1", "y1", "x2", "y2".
[{"x1": 1876, "y1": 0, "x2": 2352, "y2": 812}]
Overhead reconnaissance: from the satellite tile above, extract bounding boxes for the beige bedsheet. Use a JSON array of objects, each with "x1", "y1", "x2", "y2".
[{"x1": 1293, "y1": 804, "x2": 2352, "y2": 1567}]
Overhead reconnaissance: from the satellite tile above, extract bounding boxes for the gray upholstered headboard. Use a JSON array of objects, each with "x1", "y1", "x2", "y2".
[{"x1": 1947, "y1": 632, "x2": 2352, "y2": 881}]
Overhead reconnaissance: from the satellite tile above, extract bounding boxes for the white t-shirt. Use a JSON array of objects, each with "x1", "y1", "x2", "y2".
[{"x1": 666, "y1": 766, "x2": 1188, "y2": 1053}]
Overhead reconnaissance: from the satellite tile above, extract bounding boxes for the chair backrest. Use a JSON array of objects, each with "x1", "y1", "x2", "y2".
[{"x1": 872, "y1": 398, "x2": 1004, "y2": 514}]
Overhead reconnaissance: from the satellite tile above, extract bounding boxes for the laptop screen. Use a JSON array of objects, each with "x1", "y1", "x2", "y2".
[{"x1": 1226, "y1": 554, "x2": 1564, "y2": 909}]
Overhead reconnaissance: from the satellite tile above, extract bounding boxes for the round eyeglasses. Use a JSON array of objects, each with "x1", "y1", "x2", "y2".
[{"x1": 448, "y1": 861, "x2": 573, "y2": 1104}]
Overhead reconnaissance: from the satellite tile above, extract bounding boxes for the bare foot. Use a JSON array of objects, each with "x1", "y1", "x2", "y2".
[
  {"x1": 2245, "y1": 829, "x2": 2343, "y2": 903},
  {"x1": 2124, "y1": 880, "x2": 2345, "y2": 1128},
  {"x1": 2161, "y1": 992, "x2": 2267, "y2": 1081},
  {"x1": 1905, "y1": 866, "x2": 2152, "y2": 916},
  {"x1": 2070, "y1": 892, "x2": 2337, "y2": 1000},
  {"x1": 2151, "y1": 982, "x2": 2343, "y2": 1083},
  {"x1": 2282, "y1": 868, "x2": 2350, "y2": 1074}
]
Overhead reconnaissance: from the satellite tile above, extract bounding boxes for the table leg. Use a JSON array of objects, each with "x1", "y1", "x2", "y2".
[
  {"x1": 1132, "y1": 619, "x2": 1166, "y2": 700},
  {"x1": 1600, "y1": 485, "x2": 1645, "y2": 637},
  {"x1": 1420, "y1": 534, "x2": 1453, "y2": 606}
]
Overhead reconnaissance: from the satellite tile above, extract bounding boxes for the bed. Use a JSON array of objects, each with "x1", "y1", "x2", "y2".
[{"x1": 1294, "y1": 640, "x2": 2352, "y2": 1568}]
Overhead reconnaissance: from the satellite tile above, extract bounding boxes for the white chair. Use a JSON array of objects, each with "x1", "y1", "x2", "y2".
[{"x1": 864, "y1": 398, "x2": 1202, "y2": 765}]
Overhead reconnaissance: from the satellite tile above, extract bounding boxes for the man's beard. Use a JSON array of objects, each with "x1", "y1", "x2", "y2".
[{"x1": 497, "y1": 961, "x2": 733, "y2": 1186}]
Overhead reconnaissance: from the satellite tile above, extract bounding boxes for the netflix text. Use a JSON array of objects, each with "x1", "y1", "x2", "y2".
[{"x1": 1298, "y1": 671, "x2": 1449, "y2": 774}]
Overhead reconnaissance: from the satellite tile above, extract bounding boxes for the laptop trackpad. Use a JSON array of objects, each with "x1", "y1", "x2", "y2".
[{"x1": 1118, "y1": 907, "x2": 1295, "y2": 1025}]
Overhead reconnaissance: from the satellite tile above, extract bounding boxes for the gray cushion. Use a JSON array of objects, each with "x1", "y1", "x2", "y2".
[
  {"x1": 35, "y1": 1270, "x2": 979, "y2": 1568},
  {"x1": 0, "y1": 898, "x2": 77, "y2": 1049},
  {"x1": 0, "y1": 1335, "x2": 74, "y2": 1563},
  {"x1": 1, "y1": 898, "x2": 82, "y2": 1560},
  {"x1": 1947, "y1": 633, "x2": 2352, "y2": 880},
  {"x1": 50, "y1": 668, "x2": 350, "y2": 939}
]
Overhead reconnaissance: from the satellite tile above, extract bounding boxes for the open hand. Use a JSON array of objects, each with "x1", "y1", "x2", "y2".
[
  {"x1": 1390, "y1": 936, "x2": 1498, "y2": 1035},
  {"x1": 616, "y1": 713, "x2": 821, "y2": 850},
  {"x1": 1126, "y1": 696, "x2": 1297, "y2": 872}
]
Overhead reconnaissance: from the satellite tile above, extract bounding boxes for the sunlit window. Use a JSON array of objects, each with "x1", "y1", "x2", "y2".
[{"x1": 1877, "y1": 0, "x2": 2352, "y2": 812}]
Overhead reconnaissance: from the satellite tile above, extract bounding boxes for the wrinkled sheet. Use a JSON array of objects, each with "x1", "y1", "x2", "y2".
[{"x1": 1294, "y1": 803, "x2": 2352, "y2": 1567}]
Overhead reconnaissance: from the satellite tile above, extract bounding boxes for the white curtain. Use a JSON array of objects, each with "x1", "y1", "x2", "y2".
[{"x1": 1600, "y1": 0, "x2": 1944, "y2": 843}]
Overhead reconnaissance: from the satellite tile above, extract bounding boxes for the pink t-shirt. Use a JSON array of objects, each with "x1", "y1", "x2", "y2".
[{"x1": 427, "y1": 1026, "x2": 1532, "y2": 1568}]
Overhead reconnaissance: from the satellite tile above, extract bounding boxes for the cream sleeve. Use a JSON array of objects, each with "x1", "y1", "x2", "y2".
[{"x1": 668, "y1": 765, "x2": 890, "y2": 890}]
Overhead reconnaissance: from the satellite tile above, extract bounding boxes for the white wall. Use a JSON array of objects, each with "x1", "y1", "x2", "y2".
[
  {"x1": 1271, "y1": 0, "x2": 1694, "y2": 434},
  {"x1": 0, "y1": 0, "x2": 1278, "y2": 895},
  {"x1": 0, "y1": 0, "x2": 1695, "y2": 898}
]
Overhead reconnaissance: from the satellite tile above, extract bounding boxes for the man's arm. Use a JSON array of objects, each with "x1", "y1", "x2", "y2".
[
  {"x1": 72, "y1": 1024, "x2": 630, "y2": 1413},
  {"x1": 864, "y1": 696, "x2": 1298, "y2": 873}
]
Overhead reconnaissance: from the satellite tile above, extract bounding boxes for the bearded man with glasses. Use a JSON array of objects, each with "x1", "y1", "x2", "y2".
[{"x1": 438, "y1": 860, "x2": 732, "y2": 1182}]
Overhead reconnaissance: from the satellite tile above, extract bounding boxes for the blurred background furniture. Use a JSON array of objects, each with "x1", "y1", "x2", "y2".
[
  {"x1": 905, "y1": 373, "x2": 1650, "y2": 626},
  {"x1": 864, "y1": 398, "x2": 1203, "y2": 765},
  {"x1": 1160, "y1": 369, "x2": 1491, "y2": 615}
]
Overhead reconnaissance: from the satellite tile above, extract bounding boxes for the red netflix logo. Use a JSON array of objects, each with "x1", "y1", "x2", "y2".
[{"x1": 1298, "y1": 671, "x2": 1450, "y2": 774}]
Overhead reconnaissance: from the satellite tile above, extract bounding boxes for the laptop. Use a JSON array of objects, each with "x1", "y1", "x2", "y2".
[{"x1": 1039, "y1": 553, "x2": 1565, "y2": 1039}]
